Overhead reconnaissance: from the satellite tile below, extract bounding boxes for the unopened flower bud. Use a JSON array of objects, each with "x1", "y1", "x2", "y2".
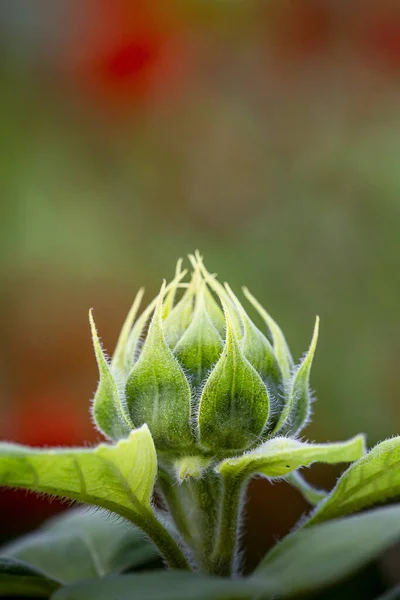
[{"x1": 90, "y1": 252, "x2": 319, "y2": 460}]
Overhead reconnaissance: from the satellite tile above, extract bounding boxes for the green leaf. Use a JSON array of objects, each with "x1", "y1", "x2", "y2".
[
  {"x1": 90, "y1": 310, "x2": 134, "y2": 440},
  {"x1": 1, "y1": 508, "x2": 159, "y2": 585},
  {"x1": 0, "y1": 426, "x2": 189, "y2": 571},
  {"x1": 0, "y1": 425, "x2": 156, "y2": 525},
  {"x1": 376, "y1": 586, "x2": 400, "y2": 600},
  {"x1": 216, "y1": 434, "x2": 365, "y2": 479},
  {"x1": 306, "y1": 436, "x2": 400, "y2": 526},
  {"x1": 0, "y1": 557, "x2": 59, "y2": 598},
  {"x1": 174, "y1": 282, "x2": 223, "y2": 390},
  {"x1": 198, "y1": 297, "x2": 270, "y2": 452},
  {"x1": 273, "y1": 317, "x2": 319, "y2": 436},
  {"x1": 126, "y1": 282, "x2": 193, "y2": 450},
  {"x1": 242, "y1": 286, "x2": 294, "y2": 379},
  {"x1": 253, "y1": 505, "x2": 400, "y2": 598},
  {"x1": 51, "y1": 571, "x2": 262, "y2": 600}
]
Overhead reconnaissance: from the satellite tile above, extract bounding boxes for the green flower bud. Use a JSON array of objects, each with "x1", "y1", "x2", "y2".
[{"x1": 90, "y1": 252, "x2": 319, "y2": 460}]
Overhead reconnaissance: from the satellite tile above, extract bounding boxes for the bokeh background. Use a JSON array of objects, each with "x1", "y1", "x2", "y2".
[{"x1": 1, "y1": 0, "x2": 400, "y2": 578}]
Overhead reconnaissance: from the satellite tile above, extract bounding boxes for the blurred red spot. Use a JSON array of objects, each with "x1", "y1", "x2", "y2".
[
  {"x1": 107, "y1": 38, "x2": 159, "y2": 79},
  {"x1": 8, "y1": 397, "x2": 95, "y2": 447},
  {"x1": 361, "y1": 9, "x2": 400, "y2": 70},
  {"x1": 63, "y1": 0, "x2": 187, "y2": 110}
]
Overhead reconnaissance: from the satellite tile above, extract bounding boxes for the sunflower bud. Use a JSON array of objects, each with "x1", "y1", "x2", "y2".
[{"x1": 90, "y1": 252, "x2": 319, "y2": 459}]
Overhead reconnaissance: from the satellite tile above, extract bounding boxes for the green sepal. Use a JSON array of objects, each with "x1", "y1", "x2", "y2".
[
  {"x1": 126, "y1": 282, "x2": 193, "y2": 450},
  {"x1": 174, "y1": 282, "x2": 223, "y2": 390},
  {"x1": 203, "y1": 286, "x2": 226, "y2": 335},
  {"x1": 273, "y1": 317, "x2": 319, "y2": 436},
  {"x1": 162, "y1": 258, "x2": 184, "y2": 319},
  {"x1": 195, "y1": 253, "x2": 242, "y2": 338},
  {"x1": 216, "y1": 434, "x2": 366, "y2": 480},
  {"x1": 124, "y1": 269, "x2": 188, "y2": 374},
  {"x1": 198, "y1": 297, "x2": 270, "y2": 452},
  {"x1": 89, "y1": 310, "x2": 133, "y2": 441},
  {"x1": 111, "y1": 288, "x2": 144, "y2": 376},
  {"x1": 243, "y1": 286, "x2": 294, "y2": 378},
  {"x1": 225, "y1": 283, "x2": 284, "y2": 426},
  {"x1": 163, "y1": 275, "x2": 196, "y2": 349},
  {"x1": 189, "y1": 252, "x2": 226, "y2": 335}
]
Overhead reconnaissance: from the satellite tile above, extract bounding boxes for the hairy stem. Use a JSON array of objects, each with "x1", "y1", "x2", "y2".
[
  {"x1": 157, "y1": 468, "x2": 194, "y2": 549},
  {"x1": 136, "y1": 509, "x2": 191, "y2": 571},
  {"x1": 187, "y1": 472, "x2": 220, "y2": 570},
  {"x1": 210, "y1": 474, "x2": 246, "y2": 577},
  {"x1": 158, "y1": 466, "x2": 222, "y2": 571}
]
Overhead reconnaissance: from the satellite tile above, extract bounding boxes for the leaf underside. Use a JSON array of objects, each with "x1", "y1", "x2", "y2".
[
  {"x1": 217, "y1": 434, "x2": 366, "y2": 479},
  {"x1": 0, "y1": 507, "x2": 158, "y2": 586},
  {"x1": 306, "y1": 435, "x2": 400, "y2": 526},
  {"x1": 254, "y1": 504, "x2": 400, "y2": 597},
  {"x1": 0, "y1": 557, "x2": 60, "y2": 598},
  {"x1": 49, "y1": 505, "x2": 400, "y2": 599}
]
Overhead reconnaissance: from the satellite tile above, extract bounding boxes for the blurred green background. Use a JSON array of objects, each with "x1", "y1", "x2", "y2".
[{"x1": 1, "y1": 0, "x2": 400, "y2": 572}]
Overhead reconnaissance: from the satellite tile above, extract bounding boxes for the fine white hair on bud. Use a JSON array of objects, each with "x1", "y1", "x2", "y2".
[{"x1": 90, "y1": 253, "x2": 319, "y2": 459}]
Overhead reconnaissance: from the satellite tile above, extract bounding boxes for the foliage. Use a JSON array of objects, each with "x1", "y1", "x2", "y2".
[{"x1": 1, "y1": 255, "x2": 400, "y2": 598}]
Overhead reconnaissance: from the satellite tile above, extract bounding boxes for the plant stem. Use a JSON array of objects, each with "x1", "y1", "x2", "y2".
[
  {"x1": 157, "y1": 468, "x2": 195, "y2": 548},
  {"x1": 158, "y1": 466, "x2": 221, "y2": 571},
  {"x1": 187, "y1": 472, "x2": 220, "y2": 570},
  {"x1": 137, "y1": 509, "x2": 191, "y2": 571},
  {"x1": 210, "y1": 474, "x2": 246, "y2": 577}
]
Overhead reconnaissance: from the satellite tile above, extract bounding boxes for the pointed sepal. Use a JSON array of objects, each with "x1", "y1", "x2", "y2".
[
  {"x1": 123, "y1": 269, "x2": 188, "y2": 374},
  {"x1": 274, "y1": 317, "x2": 319, "y2": 436},
  {"x1": 225, "y1": 284, "x2": 284, "y2": 427},
  {"x1": 174, "y1": 282, "x2": 223, "y2": 390},
  {"x1": 243, "y1": 287, "x2": 294, "y2": 379},
  {"x1": 162, "y1": 258, "x2": 184, "y2": 319},
  {"x1": 89, "y1": 310, "x2": 134, "y2": 441},
  {"x1": 163, "y1": 273, "x2": 197, "y2": 349},
  {"x1": 195, "y1": 253, "x2": 242, "y2": 338},
  {"x1": 189, "y1": 252, "x2": 226, "y2": 335},
  {"x1": 198, "y1": 298, "x2": 270, "y2": 452},
  {"x1": 126, "y1": 282, "x2": 193, "y2": 450},
  {"x1": 111, "y1": 288, "x2": 144, "y2": 376}
]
